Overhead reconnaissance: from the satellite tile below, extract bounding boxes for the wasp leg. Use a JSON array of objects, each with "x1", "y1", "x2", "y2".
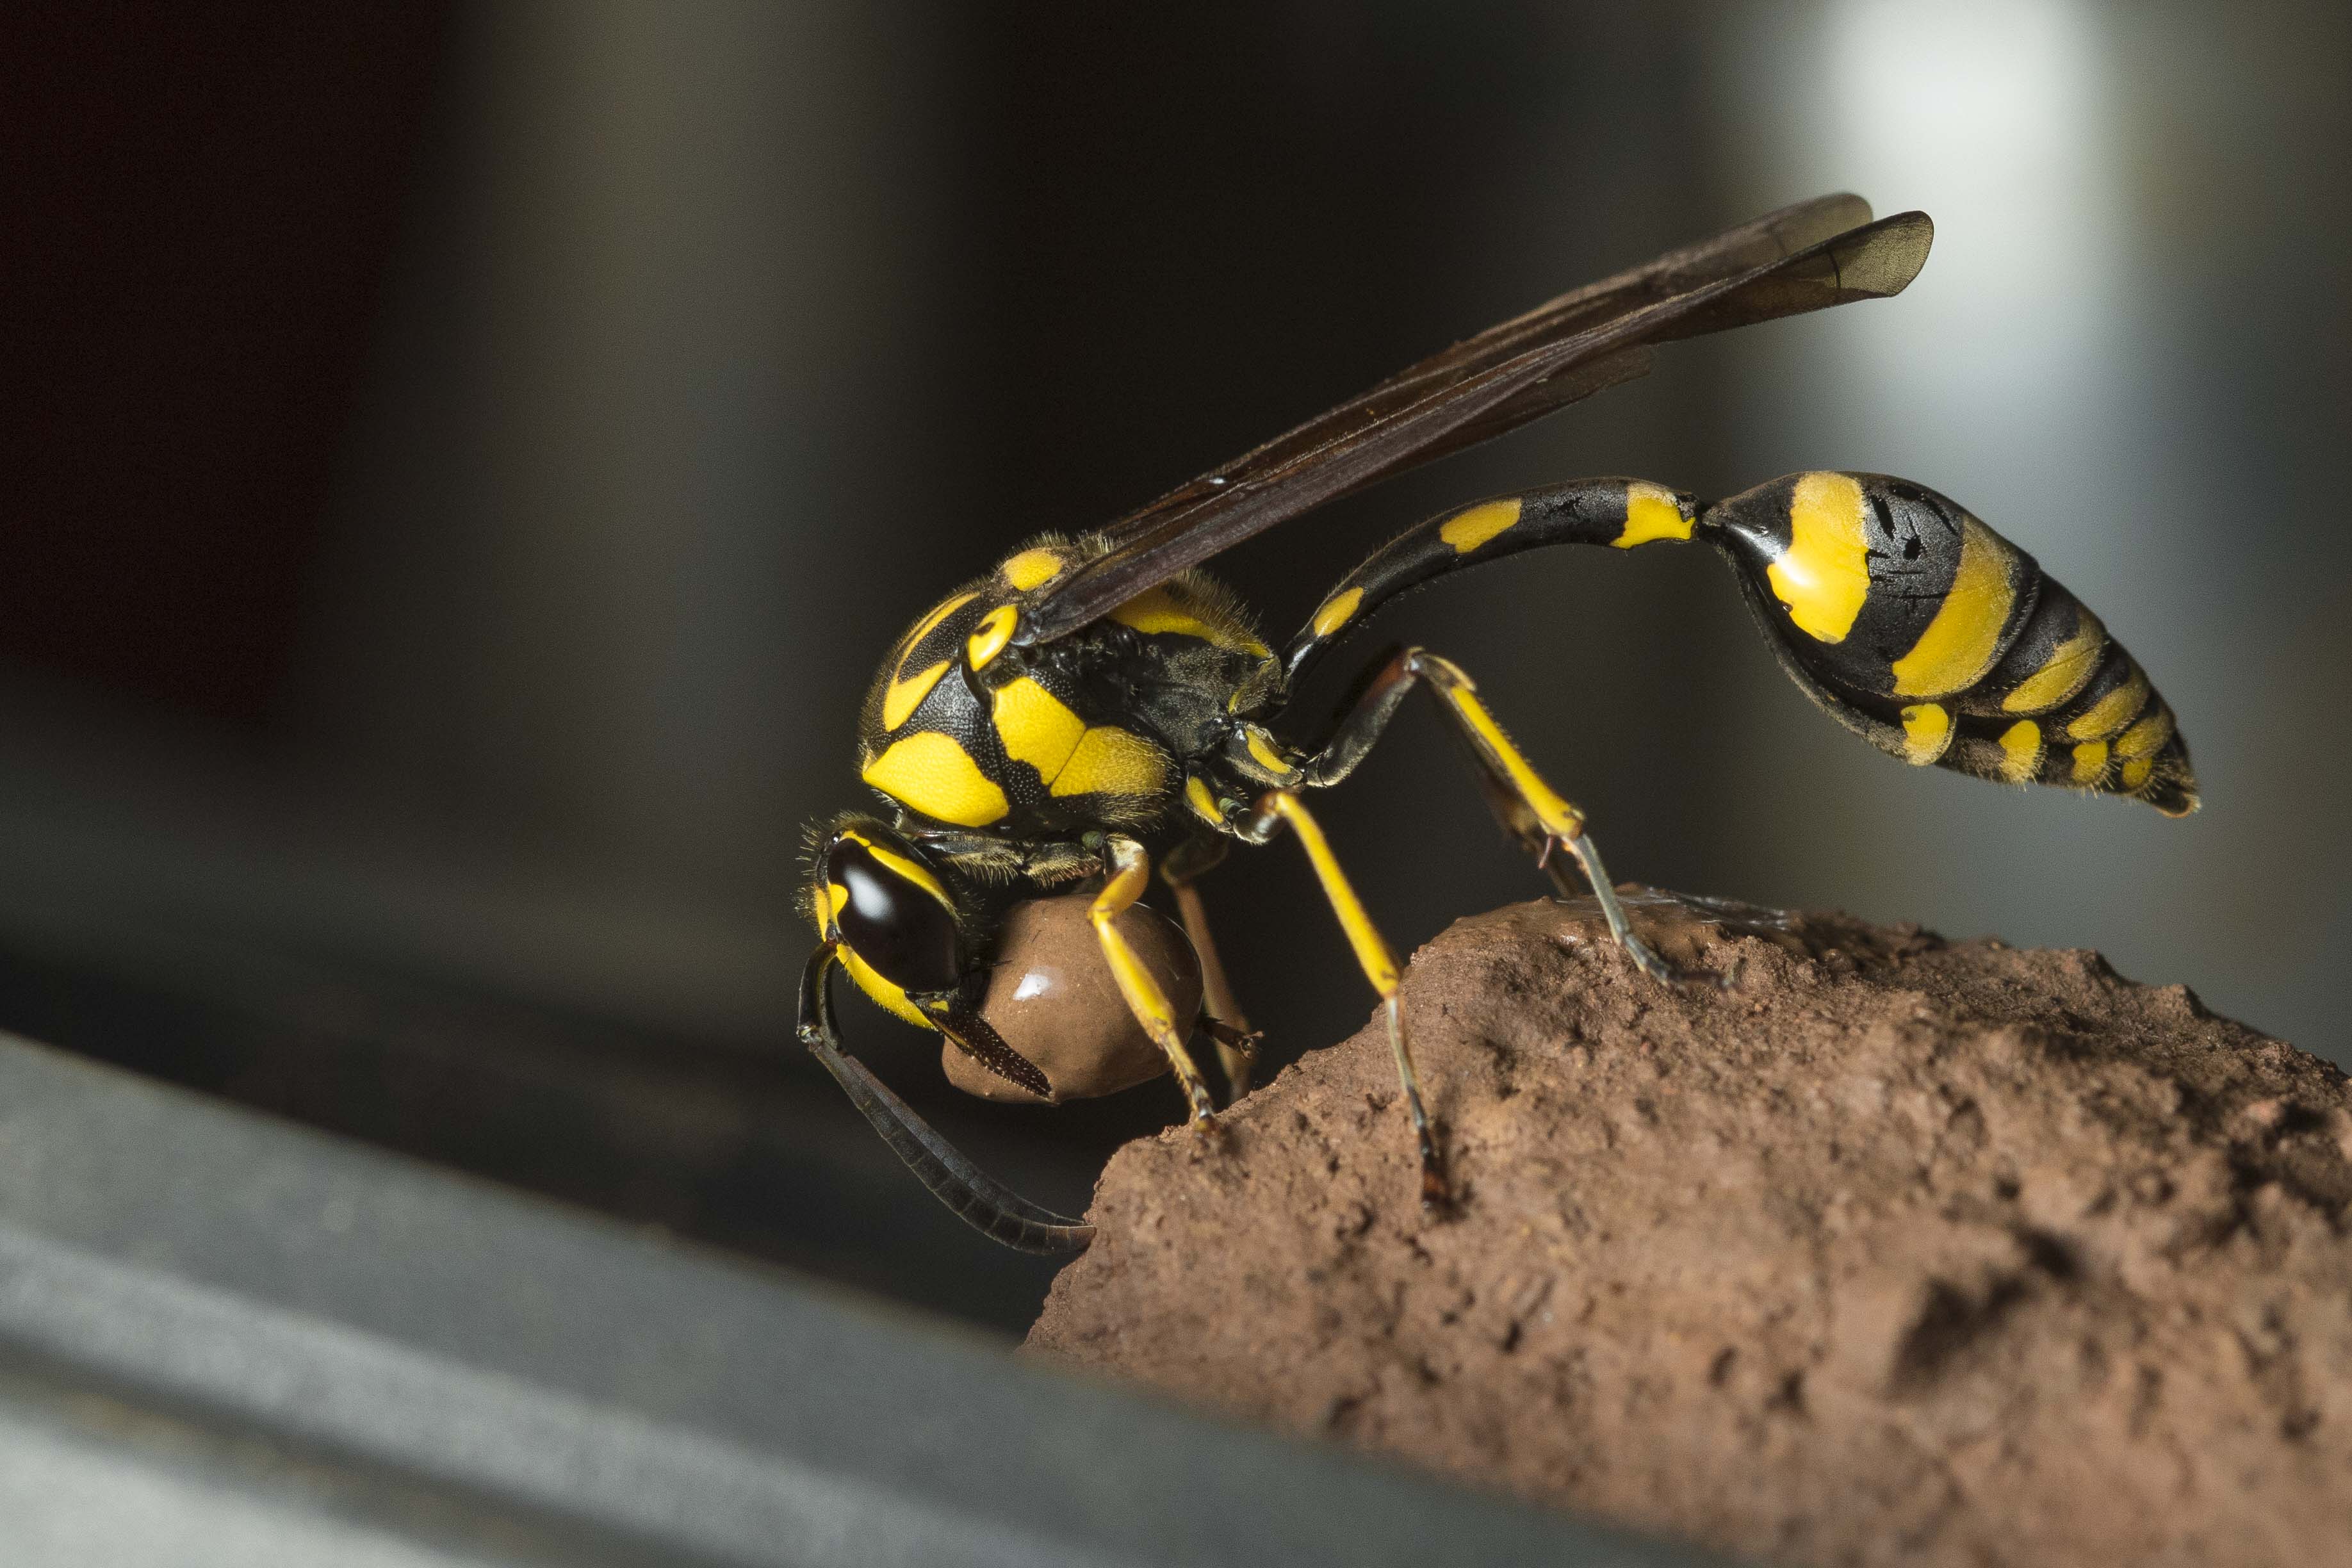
[
  {"x1": 798, "y1": 942, "x2": 1092, "y2": 1254},
  {"x1": 1093, "y1": 836, "x2": 1220, "y2": 1130},
  {"x1": 1159, "y1": 835, "x2": 1257, "y2": 1099},
  {"x1": 1304, "y1": 646, "x2": 1696, "y2": 988},
  {"x1": 1235, "y1": 790, "x2": 1446, "y2": 1208},
  {"x1": 1199, "y1": 1017, "x2": 1259, "y2": 1091}
]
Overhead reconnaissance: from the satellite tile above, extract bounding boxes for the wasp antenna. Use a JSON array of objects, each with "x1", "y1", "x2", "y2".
[{"x1": 799, "y1": 944, "x2": 1093, "y2": 1253}]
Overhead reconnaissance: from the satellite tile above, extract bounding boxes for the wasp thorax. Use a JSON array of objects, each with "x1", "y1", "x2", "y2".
[{"x1": 946, "y1": 894, "x2": 1202, "y2": 1104}]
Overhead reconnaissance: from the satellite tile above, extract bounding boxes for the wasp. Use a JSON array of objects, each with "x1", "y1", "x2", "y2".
[{"x1": 797, "y1": 194, "x2": 2196, "y2": 1254}]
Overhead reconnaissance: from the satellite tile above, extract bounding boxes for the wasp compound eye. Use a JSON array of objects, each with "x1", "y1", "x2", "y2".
[{"x1": 824, "y1": 833, "x2": 961, "y2": 997}]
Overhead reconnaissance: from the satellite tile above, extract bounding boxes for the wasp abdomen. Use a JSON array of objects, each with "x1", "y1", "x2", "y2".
[{"x1": 1706, "y1": 473, "x2": 2196, "y2": 816}]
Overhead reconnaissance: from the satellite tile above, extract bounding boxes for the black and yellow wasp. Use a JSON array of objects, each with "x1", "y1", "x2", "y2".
[{"x1": 799, "y1": 194, "x2": 2196, "y2": 1253}]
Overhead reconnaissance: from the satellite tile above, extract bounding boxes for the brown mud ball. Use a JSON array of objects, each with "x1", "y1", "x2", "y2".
[
  {"x1": 944, "y1": 893, "x2": 1201, "y2": 1104},
  {"x1": 1029, "y1": 889, "x2": 2352, "y2": 1568}
]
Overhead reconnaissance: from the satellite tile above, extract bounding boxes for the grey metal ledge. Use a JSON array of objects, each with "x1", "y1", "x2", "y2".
[{"x1": 0, "y1": 1031, "x2": 1729, "y2": 1567}]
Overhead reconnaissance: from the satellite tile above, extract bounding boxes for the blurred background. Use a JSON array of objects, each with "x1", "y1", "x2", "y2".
[{"x1": 1, "y1": 1, "x2": 2344, "y2": 1333}]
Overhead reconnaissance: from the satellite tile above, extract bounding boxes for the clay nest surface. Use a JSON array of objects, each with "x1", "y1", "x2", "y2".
[{"x1": 1026, "y1": 890, "x2": 2352, "y2": 1568}]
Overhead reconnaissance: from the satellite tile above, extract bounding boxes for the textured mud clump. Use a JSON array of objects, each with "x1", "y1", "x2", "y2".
[{"x1": 1027, "y1": 891, "x2": 2352, "y2": 1567}]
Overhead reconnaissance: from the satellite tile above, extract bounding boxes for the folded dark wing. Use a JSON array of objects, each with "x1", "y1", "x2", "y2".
[{"x1": 1019, "y1": 196, "x2": 1932, "y2": 644}]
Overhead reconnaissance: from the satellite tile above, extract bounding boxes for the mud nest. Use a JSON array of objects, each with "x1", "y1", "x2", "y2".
[{"x1": 1026, "y1": 890, "x2": 2352, "y2": 1567}]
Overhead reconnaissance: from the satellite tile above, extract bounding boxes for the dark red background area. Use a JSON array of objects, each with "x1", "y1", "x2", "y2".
[{"x1": 3, "y1": 4, "x2": 446, "y2": 728}]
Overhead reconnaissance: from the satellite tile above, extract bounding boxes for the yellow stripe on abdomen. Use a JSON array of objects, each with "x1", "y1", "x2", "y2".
[
  {"x1": 1891, "y1": 515, "x2": 2016, "y2": 698},
  {"x1": 1996, "y1": 719, "x2": 2042, "y2": 783},
  {"x1": 1768, "y1": 472, "x2": 1872, "y2": 644},
  {"x1": 1612, "y1": 482, "x2": 1694, "y2": 548},
  {"x1": 1311, "y1": 587, "x2": 1363, "y2": 638},
  {"x1": 1899, "y1": 703, "x2": 1952, "y2": 765},
  {"x1": 2068, "y1": 665, "x2": 2152, "y2": 741},
  {"x1": 1438, "y1": 498, "x2": 1523, "y2": 554},
  {"x1": 2116, "y1": 704, "x2": 2174, "y2": 760},
  {"x1": 2002, "y1": 608, "x2": 2105, "y2": 714}
]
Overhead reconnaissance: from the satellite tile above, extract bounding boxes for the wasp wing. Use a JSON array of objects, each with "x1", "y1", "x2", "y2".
[
  {"x1": 1099, "y1": 191, "x2": 1875, "y2": 550},
  {"x1": 1020, "y1": 196, "x2": 1932, "y2": 644}
]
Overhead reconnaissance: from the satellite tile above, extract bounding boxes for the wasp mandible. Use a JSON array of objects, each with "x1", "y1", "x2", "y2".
[{"x1": 797, "y1": 194, "x2": 2196, "y2": 1252}]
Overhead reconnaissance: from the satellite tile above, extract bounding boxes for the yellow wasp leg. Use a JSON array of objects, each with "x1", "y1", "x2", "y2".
[
  {"x1": 1305, "y1": 647, "x2": 1691, "y2": 987},
  {"x1": 1159, "y1": 837, "x2": 1255, "y2": 1098},
  {"x1": 1245, "y1": 790, "x2": 1445, "y2": 1206},
  {"x1": 1093, "y1": 835, "x2": 1219, "y2": 1129},
  {"x1": 1405, "y1": 653, "x2": 1686, "y2": 983}
]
